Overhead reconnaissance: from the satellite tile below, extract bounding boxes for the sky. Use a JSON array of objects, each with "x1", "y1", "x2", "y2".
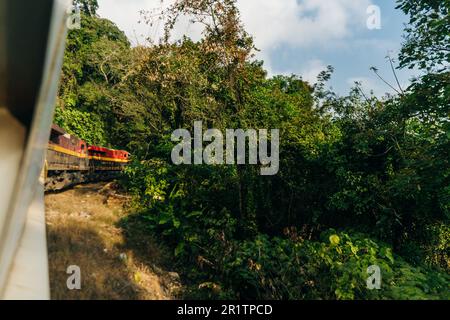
[{"x1": 97, "y1": 0, "x2": 419, "y2": 97}]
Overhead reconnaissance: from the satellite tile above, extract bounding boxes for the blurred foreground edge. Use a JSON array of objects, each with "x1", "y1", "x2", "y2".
[{"x1": 0, "y1": 0, "x2": 70, "y2": 299}]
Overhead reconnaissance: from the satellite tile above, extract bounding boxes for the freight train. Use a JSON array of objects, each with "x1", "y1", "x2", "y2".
[{"x1": 44, "y1": 124, "x2": 130, "y2": 191}]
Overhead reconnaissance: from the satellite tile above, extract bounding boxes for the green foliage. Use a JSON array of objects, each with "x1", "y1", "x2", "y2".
[
  {"x1": 57, "y1": 13, "x2": 130, "y2": 149},
  {"x1": 121, "y1": 147, "x2": 449, "y2": 300},
  {"x1": 396, "y1": 0, "x2": 449, "y2": 72},
  {"x1": 54, "y1": 106, "x2": 107, "y2": 145},
  {"x1": 218, "y1": 231, "x2": 449, "y2": 300},
  {"x1": 59, "y1": 0, "x2": 449, "y2": 300},
  {"x1": 74, "y1": 0, "x2": 99, "y2": 16}
]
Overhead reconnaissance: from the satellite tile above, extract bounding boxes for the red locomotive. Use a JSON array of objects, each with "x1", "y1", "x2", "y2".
[
  {"x1": 45, "y1": 124, "x2": 130, "y2": 191},
  {"x1": 88, "y1": 145, "x2": 130, "y2": 171}
]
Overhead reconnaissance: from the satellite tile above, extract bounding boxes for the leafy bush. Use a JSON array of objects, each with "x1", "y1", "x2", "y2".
[
  {"x1": 63, "y1": 0, "x2": 450, "y2": 300},
  {"x1": 54, "y1": 106, "x2": 108, "y2": 146},
  {"x1": 193, "y1": 231, "x2": 448, "y2": 300},
  {"x1": 121, "y1": 159, "x2": 449, "y2": 300}
]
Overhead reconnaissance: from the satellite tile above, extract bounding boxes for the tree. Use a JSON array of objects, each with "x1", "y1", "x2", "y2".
[
  {"x1": 58, "y1": 13, "x2": 130, "y2": 148},
  {"x1": 74, "y1": 0, "x2": 99, "y2": 16},
  {"x1": 396, "y1": 0, "x2": 450, "y2": 72},
  {"x1": 54, "y1": 0, "x2": 450, "y2": 299}
]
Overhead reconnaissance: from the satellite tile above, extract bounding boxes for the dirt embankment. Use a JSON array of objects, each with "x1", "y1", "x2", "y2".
[{"x1": 45, "y1": 182, "x2": 181, "y2": 300}]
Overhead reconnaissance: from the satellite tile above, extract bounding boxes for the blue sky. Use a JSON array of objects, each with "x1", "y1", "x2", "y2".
[
  {"x1": 294, "y1": 0, "x2": 417, "y2": 96},
  {"x1": 98, "y1": 0, "x2": 419, "y2": 97}
]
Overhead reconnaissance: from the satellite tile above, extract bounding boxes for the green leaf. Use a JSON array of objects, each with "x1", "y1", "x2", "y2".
[
  {"x1": 329, "y1": 235, "x2": 340, "y2": 246},
  {"x1": 175, "y1": 242, "x2": 185, "y2": 257}
]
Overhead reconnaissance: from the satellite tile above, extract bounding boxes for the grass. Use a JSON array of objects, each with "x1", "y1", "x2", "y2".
[{"x1": 45, "y1": 182, "x2": 182, "y2": 300}]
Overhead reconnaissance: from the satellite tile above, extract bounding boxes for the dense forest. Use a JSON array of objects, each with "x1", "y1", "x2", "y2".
[{"x1": 56, "y1": 0, "x2": 449, "y2": 299}]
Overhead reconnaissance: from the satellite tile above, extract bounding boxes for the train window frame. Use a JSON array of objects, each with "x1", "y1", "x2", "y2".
[{"x1": 49, "y1": 131, "x2": 59, "y2": 144}]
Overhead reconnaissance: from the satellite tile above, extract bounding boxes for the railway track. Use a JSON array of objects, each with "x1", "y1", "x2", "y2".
[{"x1": 44, "y1": 171, "x2": 122, "y2": 192}]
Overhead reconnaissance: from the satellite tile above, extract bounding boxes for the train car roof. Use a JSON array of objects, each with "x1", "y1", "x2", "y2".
[
  {"x1": 88, "y1": 145, "x2": 129, "y2": 153},
  {"x1": 50, "y1": 123, "x2": 67, "y2": 135}
]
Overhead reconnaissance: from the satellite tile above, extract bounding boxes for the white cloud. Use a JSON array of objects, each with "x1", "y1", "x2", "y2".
[
  {"x1": 98, "y1": 0, "x2": 372, "y2": 47},
  {"x1": 97, "y1": 0, "x2": 208, "y2": 44},
  {"x1": 347, "y1": 76, "x2": 388, "y2": 97},
  {"x1": 277, "y1": 59, "x2": 328, "y2": 84},
  {"x1": 239, "y1": 0, "x2": 371, "y2": 50},
  {"x1": 96, "y1": 0, "x2": 165, "y2": 45},
  {"x1": 300, "y1": 59, "x2": 327, "y2": 84},
  {"x1": 97, "y1": 0, "x2": 373, "y2": 80}
]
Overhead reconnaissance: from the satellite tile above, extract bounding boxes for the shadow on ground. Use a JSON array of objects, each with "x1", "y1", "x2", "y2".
[
  {"x1": 45, "y1": 182, "x2": 181, "y2": 300},
  {"x1": 47, "y1": 224, "x2": 142, "y2": 300}
]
